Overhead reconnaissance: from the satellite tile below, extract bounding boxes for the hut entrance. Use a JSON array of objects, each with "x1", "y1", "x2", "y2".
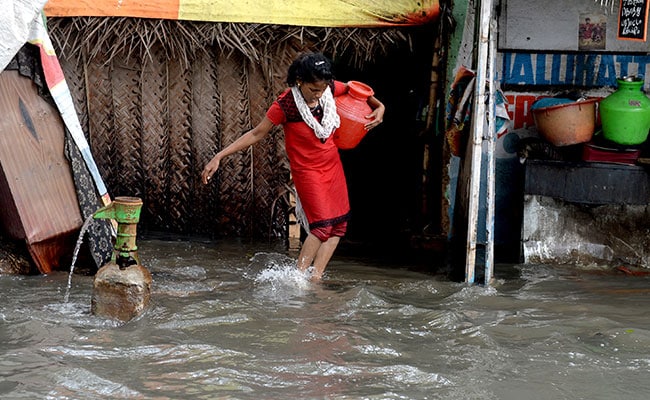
[{"x1": 334, "y1": 26, "x2": 443, "y2": 260}]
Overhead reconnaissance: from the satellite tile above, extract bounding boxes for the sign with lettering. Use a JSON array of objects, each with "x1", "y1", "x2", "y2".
[
  {"x1": 502, "y1": 52, "x2": 650, "y2": 89},
  {"x1": 618, "y1": 0, "x2": 649, "y2": 41}
]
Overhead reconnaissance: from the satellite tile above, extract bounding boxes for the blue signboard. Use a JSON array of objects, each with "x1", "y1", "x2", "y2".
[{"x1": 502, "y1": 52, "x2": 650, "y2": 88}]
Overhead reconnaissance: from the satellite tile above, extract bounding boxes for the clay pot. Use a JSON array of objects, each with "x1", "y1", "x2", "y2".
[{"x1": 333, "y1": 81, "x2": 374, "y2": 149}]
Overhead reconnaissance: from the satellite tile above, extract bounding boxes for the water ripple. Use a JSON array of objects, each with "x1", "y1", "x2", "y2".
[{"x1": 47, "y1": 367, "x2": 142, "y2": 399}]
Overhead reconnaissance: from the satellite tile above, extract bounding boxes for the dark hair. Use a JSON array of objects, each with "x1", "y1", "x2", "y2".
[{"x1": 286, "y1": 52, "x2": 334, "y2": 86}]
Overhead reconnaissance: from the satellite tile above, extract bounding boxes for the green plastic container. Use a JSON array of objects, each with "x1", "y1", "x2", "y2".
[{"x1": 599, "y1": 76, "x2": 650, "y2": 145}]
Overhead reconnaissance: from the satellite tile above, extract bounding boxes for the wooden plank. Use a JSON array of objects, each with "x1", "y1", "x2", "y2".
[{"x1": 0, "y1": 70, "x2": 82, "y2": 273}]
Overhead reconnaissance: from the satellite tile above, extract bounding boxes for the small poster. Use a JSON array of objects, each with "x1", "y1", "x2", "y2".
[
  {"x1": 579, "y1": 13, "x2": 607, "y2": 50},
  {"x1": 617, "y1": 0, "x2": 649, "y2": 41}
]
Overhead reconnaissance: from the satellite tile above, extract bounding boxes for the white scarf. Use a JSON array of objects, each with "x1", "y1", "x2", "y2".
[{"x1": 291, "y1": 85, "x2": 340, "y2": 140}]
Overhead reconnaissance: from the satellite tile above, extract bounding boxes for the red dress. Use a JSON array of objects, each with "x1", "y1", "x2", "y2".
[{"x1": 266, "y1": 80, "x2": 350, "y2": 241}]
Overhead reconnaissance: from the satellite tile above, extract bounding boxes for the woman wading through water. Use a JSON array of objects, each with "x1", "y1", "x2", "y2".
[{"x1": 201, "y1": 52, "x2": 385, "y2": 280}]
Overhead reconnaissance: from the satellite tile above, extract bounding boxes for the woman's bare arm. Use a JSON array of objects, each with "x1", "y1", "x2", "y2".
[{"x1": 201, "y1": 117, "x2": 274, "y2": 185}]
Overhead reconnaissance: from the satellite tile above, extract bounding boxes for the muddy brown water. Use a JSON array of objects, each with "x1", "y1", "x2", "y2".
[{"x1": 1, "y1": 237, "x2": 649, "y2": 399}]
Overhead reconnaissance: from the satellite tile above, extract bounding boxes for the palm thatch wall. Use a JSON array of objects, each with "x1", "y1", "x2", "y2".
[{"x1": 47, "y1": 18, "x2": 418, "y2": 239}]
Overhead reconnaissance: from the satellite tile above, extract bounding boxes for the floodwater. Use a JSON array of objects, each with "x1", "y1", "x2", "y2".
[{"x1": 1, "y1": 237, "x2": 650, "y2": 400}]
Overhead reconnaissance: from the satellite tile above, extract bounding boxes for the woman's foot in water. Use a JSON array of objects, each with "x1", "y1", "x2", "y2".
[{"x1": 309, "y1": 270, "x2": 323, "y2": 282}]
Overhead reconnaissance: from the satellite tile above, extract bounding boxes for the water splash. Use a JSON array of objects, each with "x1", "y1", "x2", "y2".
[
  {"x1": 245, "y1": 252, "x2": 313, "y2": 301},
  {"x1": 254, "y1": 262, "x2": 311, "y2": 290},
  {"x1": 64, "y1": 214, "x2": 96, "y2": 302}
]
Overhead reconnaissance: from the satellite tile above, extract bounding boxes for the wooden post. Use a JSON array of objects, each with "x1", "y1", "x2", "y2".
[
  {"x1": 421, "y1": 34, "x2": 443, "y2": 223},
  {"x1": 465, "y1": 0, "x2": 493, "y2": 284},
  {"x1": 484, "y1": 17, "x2": 498, "y2": 285},
  {"x1": 288, "y1": 189, "x2": 301, "y2": 251}
]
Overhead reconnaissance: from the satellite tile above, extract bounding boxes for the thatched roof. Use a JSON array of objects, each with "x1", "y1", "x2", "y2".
[{"x1": 47, "y1": 17, "x2": 417, "y2": 69}]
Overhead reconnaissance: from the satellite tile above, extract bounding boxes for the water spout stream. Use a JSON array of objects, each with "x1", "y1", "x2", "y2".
[{"x1": 64, "y1": 214, "x2": 96, "y2": 302}]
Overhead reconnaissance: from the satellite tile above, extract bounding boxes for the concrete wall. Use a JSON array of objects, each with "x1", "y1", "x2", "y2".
[
  {"x1": 523, "y1": 195, "x2": 650, "y2": 268},
  {"x1": 499, "y1": 0, "x2": 648, "y2": 52}
]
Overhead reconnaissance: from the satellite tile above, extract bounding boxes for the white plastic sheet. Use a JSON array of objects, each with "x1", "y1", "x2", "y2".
[{"x1": 0, "y1": 0, "x2": 48, "y2": 72}]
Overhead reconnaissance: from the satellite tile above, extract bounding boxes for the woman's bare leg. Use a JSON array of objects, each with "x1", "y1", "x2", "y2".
[
  {"x1": 297, "y1": 234, "x2": 322, "y2": 272},
  {"x1": 311, "y1": 236, "x2": 340, "y2": 280},
  {"x1": 296, "y1": 234, "x2": 341, "y2": 281}
]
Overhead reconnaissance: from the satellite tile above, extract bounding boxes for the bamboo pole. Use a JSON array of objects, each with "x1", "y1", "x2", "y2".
[
  {"x1": 465, "y1": 0, "x2": 493, "y2": 283},
  {"x1": 484, "y1": 16, "x2": 498, "y2": 285},
  {"x1": 421, "y1": 34, "x2": 443, "y2": 223}
]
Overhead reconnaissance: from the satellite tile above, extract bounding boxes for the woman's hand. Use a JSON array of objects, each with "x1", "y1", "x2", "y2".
[
  {"x1": 201, "y1": 156, "x2": 221, "y2": 185},
  {"x1": 364, "y1": 95, "x2": 385, "y2": 130}
]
